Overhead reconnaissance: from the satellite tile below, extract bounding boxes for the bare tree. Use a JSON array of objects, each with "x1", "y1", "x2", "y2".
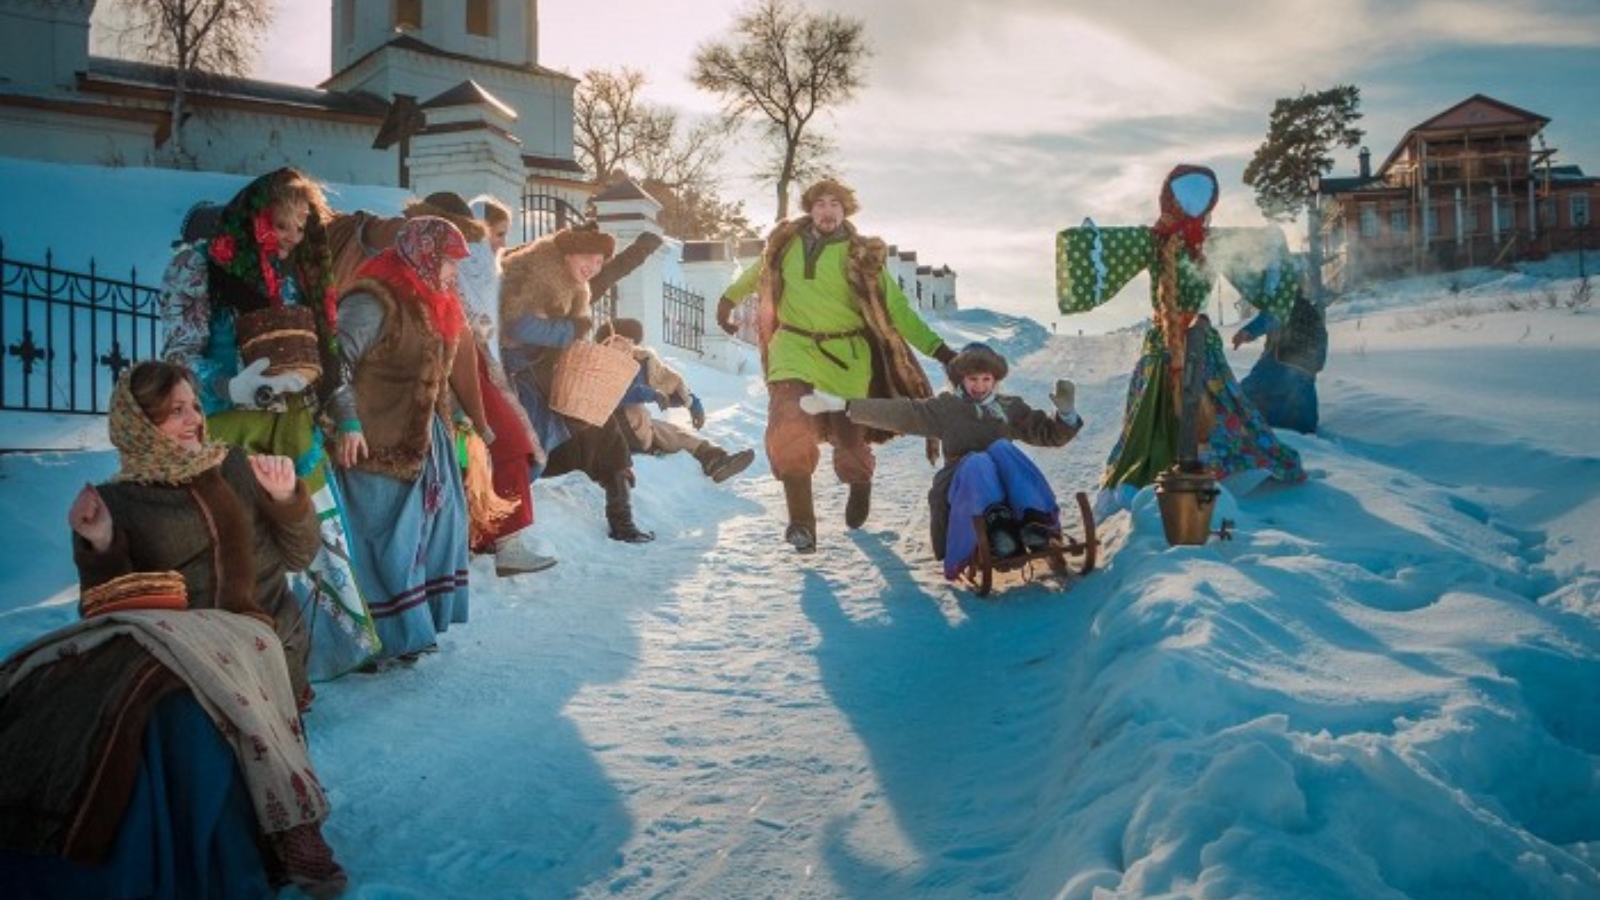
[
  {"x1": 103, "y1": 0, "x2": 274, "y2": 166},
  {"x1": 573, "y1": 67, "x2": 678, "y2": 185},
  {"x1": 575, "y1": 68, "x2": 750, "y2": 241},
  {"x1": 691, "y1": 0, "x2": 870, "y2": 221}
]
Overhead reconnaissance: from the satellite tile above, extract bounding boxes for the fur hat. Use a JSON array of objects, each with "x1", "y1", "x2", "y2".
[
  {"x1": 403, "y1": 192, "x2": 488, "y2": 243},
  {"x1": 800, "y1": 178, "x2": 859, "y2": 217},
  {"x1": 947, "y1": 342, "x2": 1008, "y2": 383},
  {"x1": 552, "y1": 225, "x2": 616, "y2": 259}
]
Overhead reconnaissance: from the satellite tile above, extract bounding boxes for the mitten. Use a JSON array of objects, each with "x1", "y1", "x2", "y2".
[
  {"x1": 1051, "y1": 378, "x2": 1082, "y2": 428},
  {"x1": 1050, "y1": 378, "x2": 1076, "y2": 415},
  {"x1": 798, "y1": 392, "x2": 847, "y2": 415},
  {"x1": 933, "y1": 344, "x2": 957, "y2": 365},
  {"x1": 229, "y1": 359, "x2": 308, "y2": 408},
  {"x1": 715, "y1": 297, "x2": 739, "y2": 336},
  {"x1": 654, "y1": 391, "x2": 671, "y2": 412},
  {"x1": 689, "y1": 395, "x2": 706, "y2": 430}
]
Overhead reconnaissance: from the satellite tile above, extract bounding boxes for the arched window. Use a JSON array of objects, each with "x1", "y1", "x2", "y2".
[
  {"x1": 467, "y1": 0, "x2": 495, "y2": 37},
  {"x1": 394, "y1": 0, "x2": 422, "y2": 31}
]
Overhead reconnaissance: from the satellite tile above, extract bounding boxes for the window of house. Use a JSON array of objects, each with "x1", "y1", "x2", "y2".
[
  {"x1": 1389, "y1": 208, "x2": 1410, "y2": 235},
  {"x1": 1573, "y1": 193, "x2": 1592, "y2": 227},
  {"x1": 1463, "y1": 205, "x2": 1479, "y2": 235},
  {"x1": 340, "y1": 0, "x2": 357, "y2": 44},
  {"x1": 1359, "y1": 203, "x2": 1379, "y2": 238},
  {"x1": 394, "y1": 0, "x2": 422, "y2": 30},
  {"x1": 1425, "y1": 205, "x2": 1440, "y2": 237},
  {"x1": 467, "y1": 0, "x2": 495, "y2": 37}
]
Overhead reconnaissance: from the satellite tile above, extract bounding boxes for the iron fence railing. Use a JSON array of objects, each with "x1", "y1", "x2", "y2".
[
  {"x1": 519, "y1": 191, "x2": 589, "y2": 244},
  {"x1": 2, "y1": 239, "x2": 163, "y2": 417},
  {"x1": 661, "y1": 282, "x2": 704, "y2": 355}
]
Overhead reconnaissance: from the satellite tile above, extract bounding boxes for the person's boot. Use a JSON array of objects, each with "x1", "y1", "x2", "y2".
[
  {"x1": 693, "y1": 444, "x2": 724, "y2": 476},
  {"x1": 845, "y1": 481, "x2": 872, "y2": 529},
  {"x1": 782, "y1": 474, "x2": 817, "y2": 554},
  {"x1": 494, "y1": 531, "x2": 558, "y2": 576},
  {"x1": 707, "y1": 448, "x2": 755, "y2": 483},
  {"x1": 983, "y1": 504, "x2": 1022, "y2": 558},
  {"x1": 604, "y1": 469, "x2": 655, "y2": 543}
]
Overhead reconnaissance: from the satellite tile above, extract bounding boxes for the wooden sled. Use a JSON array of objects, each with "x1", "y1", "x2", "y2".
[{"x1": 961, "y1": 491, "x2": 1098, "y2": 598}]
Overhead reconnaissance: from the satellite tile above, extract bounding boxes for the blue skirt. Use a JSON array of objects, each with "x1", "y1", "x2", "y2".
[
  {"x1": 338, "y1": 416, "x2": 471, "y2": 660},
  {"x1": 0, "y1": 692, "x2": 271, "y2": 900}
]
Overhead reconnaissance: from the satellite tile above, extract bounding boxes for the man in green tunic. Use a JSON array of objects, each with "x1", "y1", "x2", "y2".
[{"x1": 716, "y1": 178, "x2": 958, "y2": 554}]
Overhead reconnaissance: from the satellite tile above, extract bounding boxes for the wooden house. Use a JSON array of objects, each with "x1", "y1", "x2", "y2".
[{"x1": 1314, "y1": 94, "x2": 1595, "y2": 290}]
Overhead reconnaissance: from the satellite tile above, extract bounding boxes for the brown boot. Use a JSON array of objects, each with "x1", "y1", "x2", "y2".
[{"x1": 781, "y1": 475, "x2": 817, "y2": 554}]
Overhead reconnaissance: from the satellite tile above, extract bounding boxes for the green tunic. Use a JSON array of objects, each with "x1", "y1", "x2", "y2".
[{"x1": 725, "y1": 236, "x2": 946, "y2": 398}]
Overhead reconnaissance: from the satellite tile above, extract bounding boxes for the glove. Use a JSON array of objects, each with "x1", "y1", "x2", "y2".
[
  {"x1": 688, "y1": 395, "x2": 706, "y2": 430},
  {"x1": 798, "y1": 392, "x2": 847, "y2": 415},
  {"x1": 229, "y1": 358, "x2": 308, "y2": 409},
  {"x1": 1050, "y1": 378, "x2": 1076, "y2": 415},
  {"x1": 715, "y1": 297, "x2": 739, "y2": 336},
  {"x1": 654, "y1": 391, "x2": 671, "y2": 412},
  {"x1": 1051, "y1": 378, "x2": 1082, "y2": 427},
  {"x1": 933, "y1": 344, "x2": 957, "y2": 366}
]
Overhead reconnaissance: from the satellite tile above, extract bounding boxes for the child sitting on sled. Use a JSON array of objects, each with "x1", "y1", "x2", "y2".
[{"x1": 799, "y1": 343, "x2": 1083, "y2": 579}]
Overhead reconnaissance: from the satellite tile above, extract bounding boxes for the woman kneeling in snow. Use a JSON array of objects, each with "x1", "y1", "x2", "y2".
[{"x1": 799, "y1": 343, "x2": 1083, "y2": 578}]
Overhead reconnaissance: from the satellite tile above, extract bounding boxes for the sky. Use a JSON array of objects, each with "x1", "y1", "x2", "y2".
[
  {"x1": 3, "y1": 159, "x2": 1600, "y2": 898},
  {"x1": 235, "y1": 0, "x2": 1600, "y2": 333}
]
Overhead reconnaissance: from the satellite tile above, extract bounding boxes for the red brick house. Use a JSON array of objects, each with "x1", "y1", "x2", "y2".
[{"x1": 1313, "y1": 94, "x2": 1595, "y2": 290}]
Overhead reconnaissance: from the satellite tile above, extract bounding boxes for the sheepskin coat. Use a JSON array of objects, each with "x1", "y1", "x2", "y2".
[{"x1": 500, "y1": 235, "x2": 593, "y2": 338}]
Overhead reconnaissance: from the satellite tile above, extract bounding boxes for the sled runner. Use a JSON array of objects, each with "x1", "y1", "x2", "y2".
[{"x1": 962, "y1": 491, "x2": 1097, "y2": 597}]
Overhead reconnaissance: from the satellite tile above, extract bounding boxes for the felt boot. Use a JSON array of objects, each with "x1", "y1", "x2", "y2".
[
  {"x1": 845, "y1": 482, "x2": 872, "y2": 529},
  {"x1": 604, "y1": 470, "x2": 655, "y2": 543},
  {"x1": 782, "y1": 475, "x2": 817, "y2": 554}
]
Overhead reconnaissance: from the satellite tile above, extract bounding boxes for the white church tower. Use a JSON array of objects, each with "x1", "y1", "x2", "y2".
[{"x1": 324, "y1": 0, "x2": 586, "y2": 201}]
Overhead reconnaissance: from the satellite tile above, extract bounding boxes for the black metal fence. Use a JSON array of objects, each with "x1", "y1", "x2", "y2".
[
  {"x1": 2, "y1": 239, "x2": 163, "y2": 416},
  {"x1": 519, "y1": 191, "x2": 589, "y2": 244},
  {"x1": 661, "y1": 282, "x2": 704, "y2": 355}
]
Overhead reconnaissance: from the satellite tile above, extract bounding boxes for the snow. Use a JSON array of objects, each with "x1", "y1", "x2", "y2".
[{"x1": 3, "y1": 160, "x2": 1599, "y2": 899}]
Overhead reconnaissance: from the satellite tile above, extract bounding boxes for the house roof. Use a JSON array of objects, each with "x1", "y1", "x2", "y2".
[
  {"x1": 1377, "y1": 93, "x2": 1549, "y2": 178},
  {"x1": 84, "y1": 56, "x2": 387, "y2": 119},
  {"x1": 324, "y1": 34, "x2": 576, "y2": 88}
]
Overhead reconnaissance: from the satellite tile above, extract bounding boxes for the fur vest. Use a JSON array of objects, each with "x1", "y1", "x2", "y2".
[
  {"x1": 342, "y1": 277, "x2": 459, "y2": 481},
  {"x1": 499, "y1": 235, "x2": 593, "y2": 336},
  {"x1": 757, "y1": 218, "x2": 937, "y2": 449}
]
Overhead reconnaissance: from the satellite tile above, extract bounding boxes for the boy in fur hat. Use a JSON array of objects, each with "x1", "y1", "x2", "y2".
[
  {"x1": 596, "y1": 318, "x2": 756, "y2": 483},
  {"x1": 498, "y1": 225, "x2": 657, "y2": 543},
  {"x1": 715, "y1": 177, "x2": 960, "y2": 554},
  {"x1": 801, "y1": 343, "x2": 1083, "y2": 580}
]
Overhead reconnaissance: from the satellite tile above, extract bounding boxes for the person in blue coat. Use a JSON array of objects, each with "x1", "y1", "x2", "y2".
[{"x1": 1232, "y1": 284, "x2": 1327, "y2": 435}]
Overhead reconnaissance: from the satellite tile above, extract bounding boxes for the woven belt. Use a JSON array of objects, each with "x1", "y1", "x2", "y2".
[{"x1": 778, "y1": 322, "x2": 866, "y2": 369}]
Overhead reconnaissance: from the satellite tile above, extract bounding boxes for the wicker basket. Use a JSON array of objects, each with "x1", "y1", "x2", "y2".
[{"x1": 549, "y1": 335, "x2": 638, "y2": 427}]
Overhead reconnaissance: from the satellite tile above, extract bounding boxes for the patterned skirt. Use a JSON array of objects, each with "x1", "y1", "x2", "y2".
[{"x1": 1104, "y1": 328, "x2": 1305, "y2": 490}]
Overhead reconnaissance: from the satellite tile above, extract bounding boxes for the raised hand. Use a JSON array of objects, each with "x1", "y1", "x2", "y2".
[
  {"x1": 249, "y1": 454, "x2": 299, "y2": 502},
  {"x1": 68, "y1": 482, "x2": 113, "y2": 552}
]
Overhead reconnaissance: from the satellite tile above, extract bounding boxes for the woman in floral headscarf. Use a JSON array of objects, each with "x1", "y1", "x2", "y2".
[
  {"x1": 327, "y1": 217, "x2": 476, "y2": 664},
  {"x1": 160, "y1": 167, "x2": 381, "y2": 687},
  {"x1": 0, "y1": 360, "x2": 346, "y2": 899},
  {"x1": 1055, "y1": 164, "x2": 1305, "y2": 496}
]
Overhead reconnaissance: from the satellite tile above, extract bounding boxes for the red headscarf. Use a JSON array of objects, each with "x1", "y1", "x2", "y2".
[{"x1": 354, "y1": 216, "x2": 470, "y2": 343}]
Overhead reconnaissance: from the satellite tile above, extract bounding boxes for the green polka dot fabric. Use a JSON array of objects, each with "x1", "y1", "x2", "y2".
[
  {"x1": 1056, "y1": 223, "x2": 1154, "y2": 313},
  {"x1": 1211, "y1": 226, "x2": 1298, "y2": 320}
]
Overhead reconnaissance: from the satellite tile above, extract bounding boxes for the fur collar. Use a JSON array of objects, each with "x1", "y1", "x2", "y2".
[{"x1": 499, "y1": 235, "x2": 591, "y2": 326}]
